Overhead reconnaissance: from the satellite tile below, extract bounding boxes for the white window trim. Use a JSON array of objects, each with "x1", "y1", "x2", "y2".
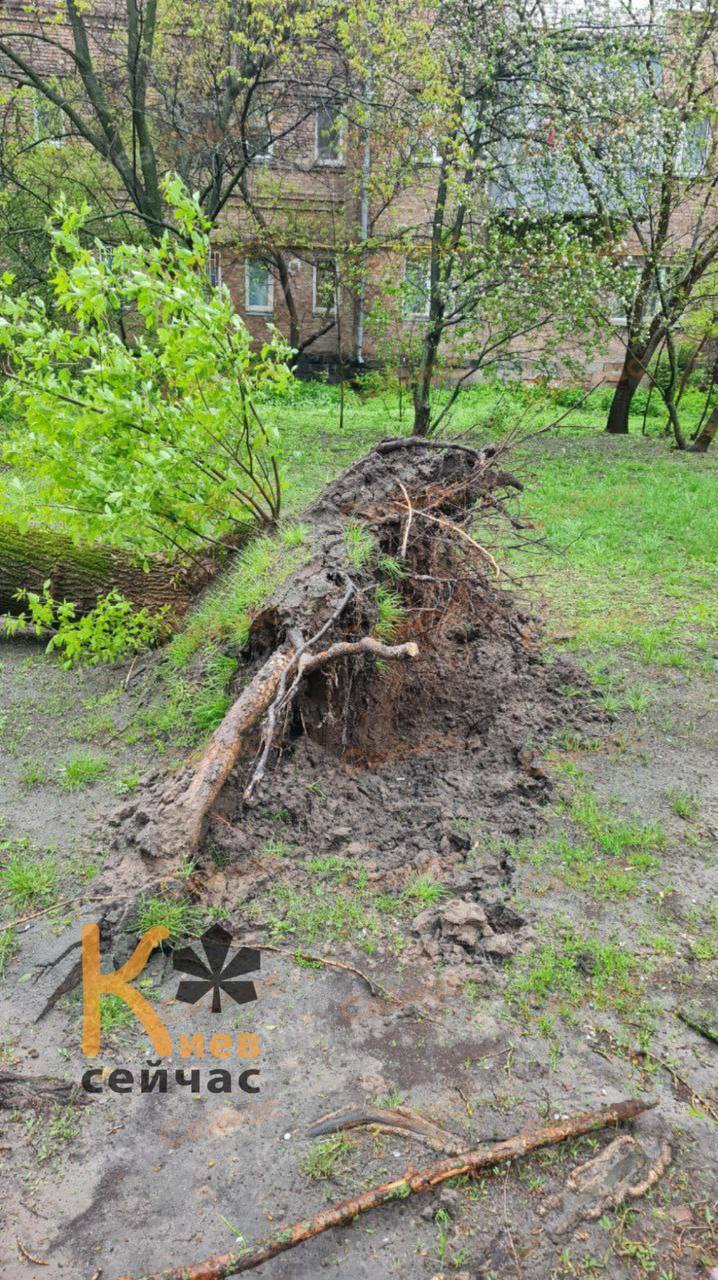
[
  {"x1": 315, "y1": 105, "x2": 344, "y2": 166},
  {"x1": 207, "y1": 250, "x2": 223, "y2": 291},
  {"x1": 245, "y1": 259, "x2": 274, "y2": 314},
  {"x1": 33, "y1": 89, "x2": 64, "y2": 146},
  {"x1": 403, "y1": 261, "x2": 432, "y2": 320},
  {"x1": 312, "y1": 260, "x2": 338, "y2": 316},
  {"x1": 247, "y1": 117, "x2": 274, "y2": 163}
]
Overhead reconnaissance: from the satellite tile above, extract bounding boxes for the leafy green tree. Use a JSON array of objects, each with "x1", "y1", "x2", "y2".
[
  {"x1": 0, "y1": 179, "x2": 291, "y2": 559},
  {"x1": 340, "y1": 0, "x2": 611, "y2": 434},
  {"x1": 536, "y1": 0, "x2": 718, "y2": 443}
]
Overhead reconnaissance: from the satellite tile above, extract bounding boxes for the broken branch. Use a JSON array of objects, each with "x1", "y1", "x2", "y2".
[{"x1": 115, "y1": 1097, "x2": 654, "y2": 1280}]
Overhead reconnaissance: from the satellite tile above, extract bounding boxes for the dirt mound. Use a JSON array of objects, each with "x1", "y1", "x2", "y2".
[
  {"x1": 206, "y1": 622, "x2": 586, "y2": 875},
  {"x1": 110, "y1": 437, "x2": 597, "y2": 900}
]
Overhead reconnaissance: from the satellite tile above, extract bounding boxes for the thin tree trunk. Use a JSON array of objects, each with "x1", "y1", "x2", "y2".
[
  {"x1": 413, "y1": 326, "x2": 442, "y2": 436},
  {"x1": 689, "y1": 406, "x2": 718, "y2": 452},
  {"x1": 606, "y1": 353, "x2": 646, "y2": 434}
]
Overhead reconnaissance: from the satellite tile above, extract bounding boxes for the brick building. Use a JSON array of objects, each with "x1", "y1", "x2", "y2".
[{"x1": 1, "y1": 1, "x2": 715, "y2": 390}]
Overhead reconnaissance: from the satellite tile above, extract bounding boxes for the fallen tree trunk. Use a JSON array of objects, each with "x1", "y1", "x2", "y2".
[
  {"x1": 0, "y1": 519, "x2": 193, "y2": 618},
  {"x1": 114, "y1": 437, "x2": 530, "y2": 867},
  {"x1": 115, "y1": 1097, "x2": 654, "y2": 1280},
  {"x1": 0, "y1": 519, "x2": 257, "y2": 620}
]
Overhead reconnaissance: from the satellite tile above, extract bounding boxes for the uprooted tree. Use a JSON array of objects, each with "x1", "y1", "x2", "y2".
[
  {"x1": 0, "y1": 181, "x2": 290, "y2": 623},
  {"x1": 112, "y1": 434, "x2": 529, "y2": 870}
]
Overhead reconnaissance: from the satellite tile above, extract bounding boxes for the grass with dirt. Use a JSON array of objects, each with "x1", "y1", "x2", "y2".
[{"x1": 1, "y1": 380, "x2": 717, "y2": 1280}]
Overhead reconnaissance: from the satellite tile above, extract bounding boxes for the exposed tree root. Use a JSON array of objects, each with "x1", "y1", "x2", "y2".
[
  {"x1": 306, "y1": 1103, "x2": 471, "y2": 1154},
  {"x1": 115, "y1": 436, "x2": 528, "y2": 870},
  {"x1": 115, "y1": 1098, "x2": 654, "y2": 1280}
]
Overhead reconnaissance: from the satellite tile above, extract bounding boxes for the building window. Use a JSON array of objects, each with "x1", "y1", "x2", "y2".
[
  {"x1": 245, "y1": 259, "x2": 273, "y2": 313},
  {"x1": 34, "y1": 88, "x2": 64, "y2": 144},
  {"x1": 313, "y1": 258, "x2": 338, "y2": 315},
  {"x1": 403, "y1": 259, "x2": 431, "y2": 319},
  {"x1": 207, "y1": 250, "x2": 222, "y2": 290},
  {"x1": 316, "y1": 102, "x2": 343, "y2": 165},
  {"x1": 676, "y1": 115, "x2": 711, "y2": 179},
  {"x1": 246, "y1": 109, "x2": 273, "y2": 163}
]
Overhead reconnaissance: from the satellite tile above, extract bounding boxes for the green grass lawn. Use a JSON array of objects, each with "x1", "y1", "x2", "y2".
[
  {"x1": 3, "y1": 379, "x2": 716, "y2": 739},
  {"x1": 272, "y1": 381, "x2": 718, "y2": 671}
]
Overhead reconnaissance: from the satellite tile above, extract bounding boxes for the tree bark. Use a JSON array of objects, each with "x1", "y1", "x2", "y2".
[
  {"x1": 688, "y1": 406, "x2": 718, "y2": 452},
  {"x1": 0, "y1": 520, "x2": 193, "y2": 618},
  {"x1": 605, "y1": 354, "x2": 646, "y2": 434}
]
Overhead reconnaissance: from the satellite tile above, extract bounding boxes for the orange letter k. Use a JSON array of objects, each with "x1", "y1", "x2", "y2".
[{"x1": 82, "y1": 923, "x2": 172, "y2": 1057}]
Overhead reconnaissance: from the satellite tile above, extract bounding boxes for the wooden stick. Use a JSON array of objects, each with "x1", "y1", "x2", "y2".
[
  {"x1": 256, "y1": 943, "x2": 396, "y2": 1000},
  {"x1": 115, "y1": 1098, "x2": 654, "y2": 1280},
  {"x1": 2, "y1": 893, "x2": 90, "y2": 932}
]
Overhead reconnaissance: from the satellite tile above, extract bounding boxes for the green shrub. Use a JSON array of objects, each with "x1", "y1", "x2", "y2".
[{"x1": 5, "y1": 582, "x2": 168, "y2": 666}]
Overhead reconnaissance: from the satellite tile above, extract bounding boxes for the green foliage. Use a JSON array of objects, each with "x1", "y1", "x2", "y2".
[
  {"x1": 134, "y1": 896, "x2": 205, "y2": 940},
  {"x1": 373, "y1": 585, "x2": 406, "y2": 641},
  {"x1": 0, "y1": 928, "x2": 18, "y2": 978},
  {"x1": 58, "y1": 754, "x2": 108, "y2": 791},
  {"x1": 166, "y1": 533, "x2": 310, "y2": 667},
  {"x1": 0, "y1": 180, "x2": 291, "y2": 557},
  {"x1": 665, "y1": 787, "x2": 700, "y2": 821},
  {"x1": 343, "y1": 521, "x2": 377, "y2": 568},
  {"x1": 0, "y1": 845, "x2": 58, "y2": 910},
  {"x1": 302, "y1": 1134, "x2": 355, "y2": 1181},
  {"x1": 33, "y1": 1103, "x2": 81, "y2": 1162},
  {"x1": 508, "y1": 928, "x2": 635, "y2": 1010},
  {"x1": 5, "y1": 582, "x2": 168, "y2": 667},
  {"x1": 402, "y1": 874, "x2": 446, "y2": 906}
]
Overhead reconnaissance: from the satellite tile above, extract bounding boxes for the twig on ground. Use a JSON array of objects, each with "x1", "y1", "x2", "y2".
[
  {"x1": 3, "y1": 894, "x2": 93, "y2": 932},
  {"x1": 256, "y1": 944, "x2": 396, "y2": 1001},
  {"x1": 16, "y1": 1235, "x2": 48, "y2": 1266},
  {"x1": 306, "y1": 1103, "x2": 471, "y2": 1154},
  {"x1": 115, "y1": 1098, "x2": 654, "y2": 1280}
]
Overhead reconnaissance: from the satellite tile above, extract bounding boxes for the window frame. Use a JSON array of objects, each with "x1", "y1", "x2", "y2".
[
  {"x1": 207, "y1": 250, "x2": 223, "y2": 291},
  {"x1": 403, "y1": 258, "x2": 432, "y2": 320},
  {"x1": 312, "y1": 257, "x2": 339, "y2": 316},
  {"x1": 246, "y1": 111, "x2": 273, "y2": 164},
  {"x1": 33, "y1": 87, "x2": 65, "y2": 146},
  {"x1": 245, "y1": 258, "x2": 274, "y2": 315},
  {"x1": 315, "y1": 102, "x2": 344, "y2": 166}
]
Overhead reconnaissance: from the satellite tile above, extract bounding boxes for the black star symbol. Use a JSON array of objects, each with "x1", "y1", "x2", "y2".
[{"x1": 173, "y1": 923, "x2": 260, "y2": 1013}]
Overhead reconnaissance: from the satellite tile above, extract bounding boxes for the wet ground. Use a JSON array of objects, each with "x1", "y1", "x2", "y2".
[{"x1": 1, "y1": 620, "x2": 717, "y2": 1279}]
